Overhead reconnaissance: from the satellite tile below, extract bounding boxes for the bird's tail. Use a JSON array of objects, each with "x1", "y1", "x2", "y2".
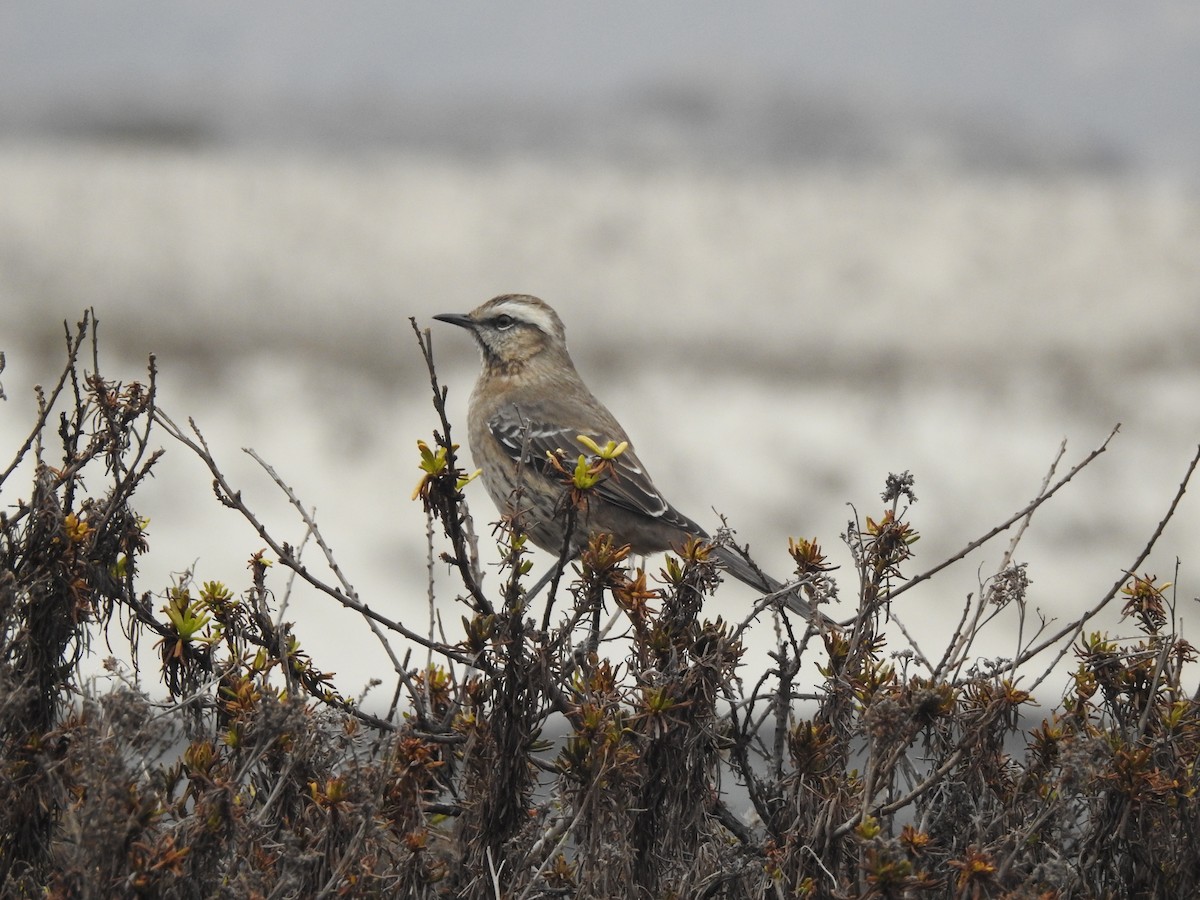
[{"x1": 709, "y1": 544, "x2": 838, "y2": 630}]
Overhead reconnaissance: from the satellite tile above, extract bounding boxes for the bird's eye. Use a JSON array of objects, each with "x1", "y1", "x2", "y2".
[{"x1": 494, "y1": 314, "x2": 516, "y2": 330}]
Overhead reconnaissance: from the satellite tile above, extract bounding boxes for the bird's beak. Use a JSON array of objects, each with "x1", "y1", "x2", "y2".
[{"x1": 433, "y1": 312, "x2": 475, "y2": 330}]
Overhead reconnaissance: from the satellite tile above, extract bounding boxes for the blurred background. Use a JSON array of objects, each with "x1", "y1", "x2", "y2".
[{"x1": 2, "y1": 2, "x2": 1199, "y2": 701}]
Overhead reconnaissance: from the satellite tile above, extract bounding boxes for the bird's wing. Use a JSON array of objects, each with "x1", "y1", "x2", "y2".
[
  {"x1": 487, "y1": 405, "x2": 704, "y2": 533},
  {"x1": 487, "y1": 408, "x2": 840, "y2": 627}
]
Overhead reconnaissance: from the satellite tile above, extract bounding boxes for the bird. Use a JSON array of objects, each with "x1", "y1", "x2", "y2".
[{"x1": 433, "y1": 294, "x2": 829, "y2": 626}]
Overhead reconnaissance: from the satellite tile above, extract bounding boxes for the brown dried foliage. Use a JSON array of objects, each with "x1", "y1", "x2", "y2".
[{"x1": 0, "y1": 314, "x2": 1197, "y2": 897}]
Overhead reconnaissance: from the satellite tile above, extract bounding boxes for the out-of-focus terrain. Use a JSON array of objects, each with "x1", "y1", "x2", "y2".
[{"x1": 2, "y1": 4, "x2": 1199, "y2": 698}]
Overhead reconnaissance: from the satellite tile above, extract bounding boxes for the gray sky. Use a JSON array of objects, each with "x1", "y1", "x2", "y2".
[{"x1": 3, "y1": 2, "x2": 1199, "y2": 174}]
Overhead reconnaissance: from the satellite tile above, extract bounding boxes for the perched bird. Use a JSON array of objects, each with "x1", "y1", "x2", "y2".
[{"x1": 434, "y1": 294, "x2": 827, "y2": 625}]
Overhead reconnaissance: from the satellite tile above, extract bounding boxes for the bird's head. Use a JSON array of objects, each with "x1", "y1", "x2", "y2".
[{"x1": 435, "y1": 294, "x2": 569, "y2": 373}]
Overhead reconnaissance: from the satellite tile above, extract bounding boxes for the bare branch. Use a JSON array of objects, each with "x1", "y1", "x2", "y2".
[{"x1": 887, "y1": 425, "x2": 1119, "y2": 602}]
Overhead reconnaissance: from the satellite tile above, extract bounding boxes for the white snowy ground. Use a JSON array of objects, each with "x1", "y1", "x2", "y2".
[{"x1": 2, "y1": 140, "x2": 1198, "y2": 702}]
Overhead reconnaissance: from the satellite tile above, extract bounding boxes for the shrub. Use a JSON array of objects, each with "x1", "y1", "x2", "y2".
[{"x1": 0, "y1": 313, "x2": 1197, "y2": 898}]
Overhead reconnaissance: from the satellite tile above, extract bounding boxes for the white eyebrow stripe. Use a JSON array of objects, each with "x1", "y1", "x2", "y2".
[{"x1": 489, "y1": 298, "x2": 559, "y2": 337}]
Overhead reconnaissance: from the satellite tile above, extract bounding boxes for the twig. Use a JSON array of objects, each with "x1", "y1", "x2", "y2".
[
  {"x1": 409, "y1": 319, "x2": 491, "y2": 614},
  {"x1": 998, "y1": 437, "x2": 1067, "y2": 575},
  {"x1": 154, "y1": 410, "x2": 483, "y2": 687},
  {"x1": 833, "y1": 745, "x2": 967, "y2": 837},
  {"x1": 244, "y1": 447, "x2": 409, "y2": 686},
  {"x1": 885, "y1": 611, "x2": 934, "y2": 673},
  {"x1": 0, "y1": 313, "x2": 92, "y2": 491},
  {"x1": 1135, "y1": 637, "x2": 1174, "y2": 740},
  {"x1": 1018, "y1": 442, "x2": 1200, "y2": 688},
  {"x1": 887, "y1": 425, "x2": 1119, "y2": 603}
]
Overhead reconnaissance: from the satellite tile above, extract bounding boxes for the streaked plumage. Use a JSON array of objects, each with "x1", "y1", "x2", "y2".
[{"x1": 435, "y1": 294, "x2": 825, "y2": 624}]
